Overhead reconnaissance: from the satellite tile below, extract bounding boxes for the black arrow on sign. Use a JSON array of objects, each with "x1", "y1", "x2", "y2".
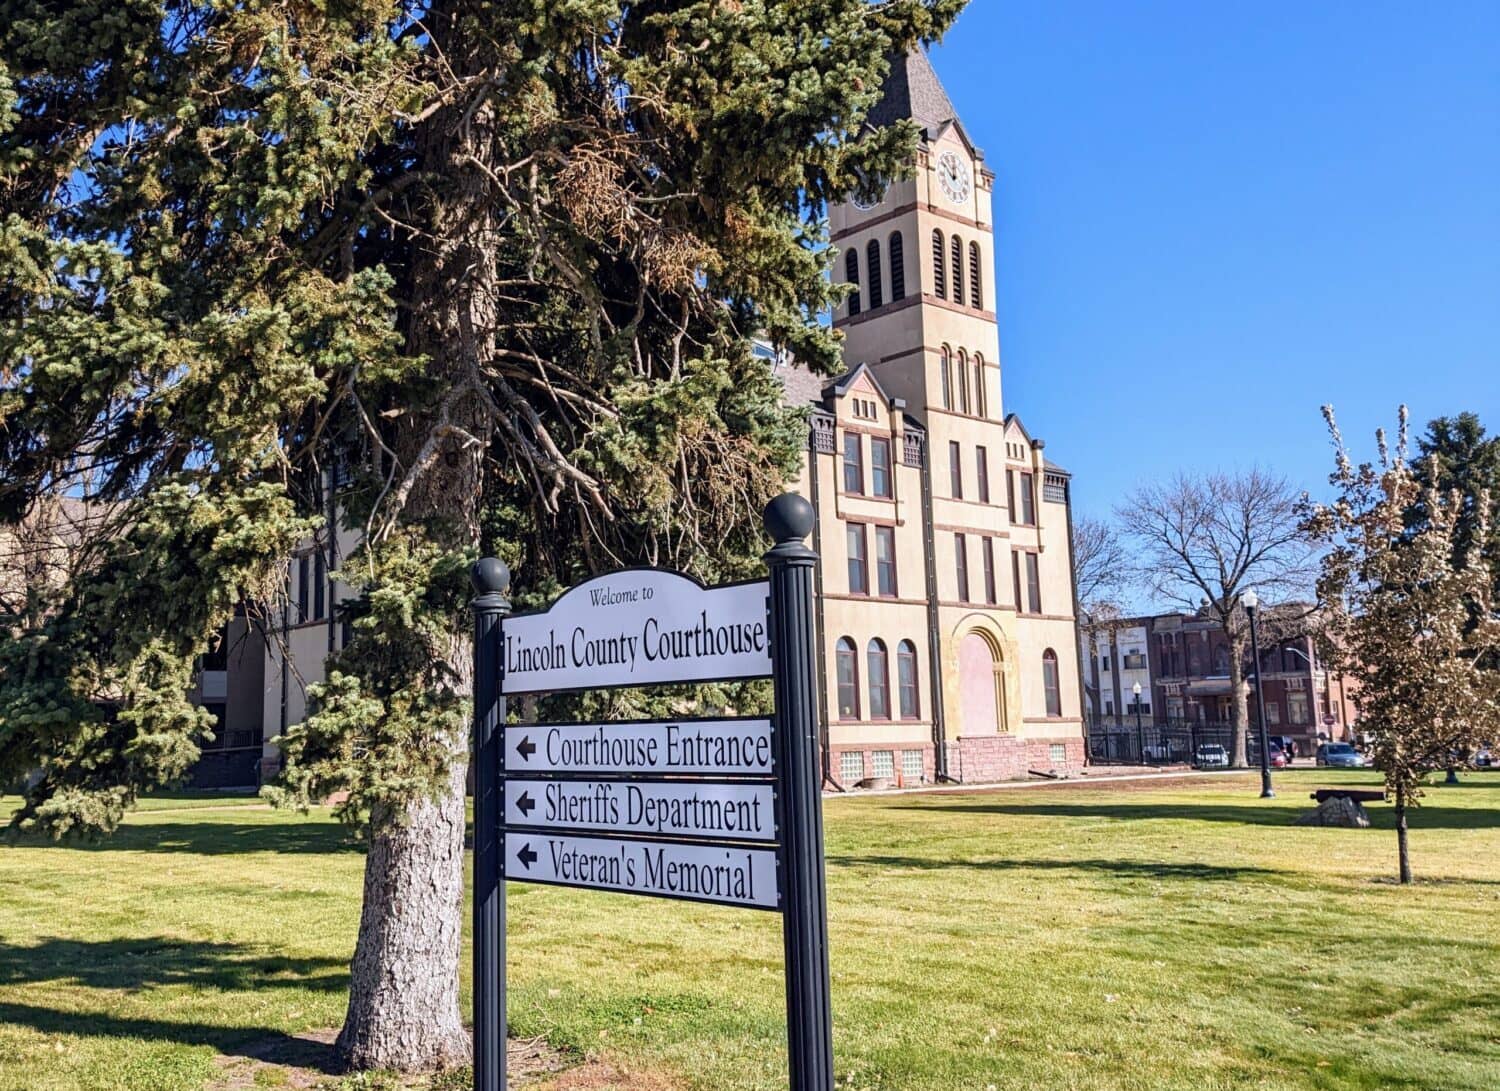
[
  {"x1": 516, "y1": 843, "x2": 537, "y2": 870},
  {"x1": 515, "y1": 790, "x2": 535, "y2": 817},
  {"x1": 515, "y1": 735, "x2": 536, "y2": 761}
]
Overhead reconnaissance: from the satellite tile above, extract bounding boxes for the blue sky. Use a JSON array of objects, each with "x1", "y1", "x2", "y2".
[{"x1": 927, "y1": 1, "x2": 1499, "y2": 520}]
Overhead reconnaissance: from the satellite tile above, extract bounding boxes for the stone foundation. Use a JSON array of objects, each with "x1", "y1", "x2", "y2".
[{"x1": 829, "y1": 735, "x2": 1084, "y2": 789}]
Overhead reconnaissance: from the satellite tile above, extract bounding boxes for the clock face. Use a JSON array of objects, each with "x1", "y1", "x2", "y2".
[
  {"x1": 936, "y1": 150, "x2": 971, "y2": 204},
  {"x1": 851, "y1": 177, "x2": 884, "y2": 211}
]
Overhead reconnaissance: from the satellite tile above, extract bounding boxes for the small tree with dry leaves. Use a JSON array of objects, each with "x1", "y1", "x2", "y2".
[{"x1": 1305, "y1": 406, "x2": 1500, "y2": 883}]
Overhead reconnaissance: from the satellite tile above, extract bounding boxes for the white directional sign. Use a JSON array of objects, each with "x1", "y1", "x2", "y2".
[
  {"x1": 505, "y1": 831, "x2": 780, "y2": 910},
  {"x1": 505, "y1": 718, "x2": 774, "y2": 777},
  {"x1": 501, "y1": 570, "x2": 771, "y2": 694},
  {"x1": 504, "y1": 779, "x2": 776, "y2": 842}
]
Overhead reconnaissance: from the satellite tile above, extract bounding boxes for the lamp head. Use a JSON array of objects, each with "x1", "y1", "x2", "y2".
[
  {"x1": 1241, "y1": 589, "x2": 1259, "y2": 611},
  {"x1": 1132, "y1": 682, "x2": 1142, "y2": 696}
]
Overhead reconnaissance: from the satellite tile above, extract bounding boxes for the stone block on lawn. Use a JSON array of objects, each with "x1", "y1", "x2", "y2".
[{"x1": 1295, "y1": 796, "x2": 1371, "y2": 828}]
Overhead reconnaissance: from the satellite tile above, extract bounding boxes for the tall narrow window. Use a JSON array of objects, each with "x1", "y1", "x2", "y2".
[
  {"x1": 969, "y1": 240, "x2": 983, "y2": 309},
  {"x1": 931, "y1": 229, "x2": 946, "y2": 299},
  {"x1": 844, "y1": 249, "x2": 860, "y2": 316},
  {"x1": 897, "y1": 640, "x2": 920, "y2": 719},
  {"x1": 836, "y1": 638, "x2": 860, "y2": 719},
  {"x1": 951, "y1": 236, "x2": 965, "y2": 306},
  {"x1": 940, "y1": 346, "x2": 953, "y2": 410},
  {"x1": 888, "y1": 231, "x2": 905, "y2": 301},
  {"x1": 843, "y1": 432, "x2": 863, "y2": 494},
  {"x1": 956, "y1": 349, "x2": 970, "y2": 414},
  {"x1": 976, "y1": 446, "x2": 990, "y2": 503},
  {"x1": 1042, "y1": 649, "x2": 1062, "y2": 717},
  {"x1": 982, "y1": 537, "x2": 997, "y2": 604},
  {"x1": 847, "y1": 523, "x2": 868, "y2": 594},
  {"x1": 867, "y1": 639, "x2": 891, "y2": 720},
  {"x1": 313, "y1": 552, "x2": 327, "y2": 621},
  {"x1": 1007, "y1": 469, "x2": 1017, "y2": 522},
  {"x1": 296, "y1": 556, "x2": 310, "y2": 622},
  {"x1": 875, "y1": 526, "x2": 897, "y2": 596},
  {"x1": 949, "y1": 441, "x2": 962, "y2": 499},
  {"x1": 1020, "y1": 472, "x2": 1036, "y2": 524},
  {"x1": 955, "y1": 533, "x2": 970, "y2": 602},
  {"x1": 1011, "y1": 549, "x2": 1023, "y2": 608},
  {"x1": 866, "y1": 238, "x2": 883, "y2": 309},
  {"x1": 1026, "y1": 551, "x2": 1042, "y2": 614},
  {"x1": 973, "y1": 354, "x2": 986, "y2": 418},
  {"x1": 870, "y1": 437, "x2": 892, "y2": 498}
]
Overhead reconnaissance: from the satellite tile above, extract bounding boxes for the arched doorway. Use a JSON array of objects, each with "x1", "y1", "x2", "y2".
[{"x1": 958, "y1": 631, "x2": 1007, "y2": 735}]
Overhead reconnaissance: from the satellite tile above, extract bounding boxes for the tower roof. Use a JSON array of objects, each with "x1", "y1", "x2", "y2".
[{"x1": 867, "y1": 48, "x2": 959, "y2": 137}]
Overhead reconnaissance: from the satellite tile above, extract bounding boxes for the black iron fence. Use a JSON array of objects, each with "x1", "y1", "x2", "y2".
[{"x1": 1086, "y1": 718, "x2": 1244, "y2": 767}]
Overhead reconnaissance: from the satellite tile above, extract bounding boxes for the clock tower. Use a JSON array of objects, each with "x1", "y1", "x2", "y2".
[{"x1": 804, "y1": 47, "x2": 1086, "y2": 785}]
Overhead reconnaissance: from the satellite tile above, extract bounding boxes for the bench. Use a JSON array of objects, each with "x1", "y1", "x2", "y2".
[{"x1": 1310, "y1": 788, "x2": 1385, "y2": 804}]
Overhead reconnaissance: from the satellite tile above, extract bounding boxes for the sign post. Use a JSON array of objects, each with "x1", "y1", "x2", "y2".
[
  {"x1": 763, "y1": 493, "x2": 835, "y2": 1091},
  {"x1": 470, "y1": 493, "x2": 834, "y2": 1091},
  {"x1": 469, "y1": 558, "x2": 510, "y2": 1091}
]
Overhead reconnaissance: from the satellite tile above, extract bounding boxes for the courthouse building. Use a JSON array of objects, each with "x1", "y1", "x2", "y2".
[{"x1": 187, "y1": 49, "x2": 1086, "y2": 790}]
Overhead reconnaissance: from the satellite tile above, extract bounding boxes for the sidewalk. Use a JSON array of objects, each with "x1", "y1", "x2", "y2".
[{"x1": 825, "y1": 765, "x2": 1249, "y2": 798}]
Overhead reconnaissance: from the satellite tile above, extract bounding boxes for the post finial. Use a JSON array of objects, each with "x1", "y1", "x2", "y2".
[
  {"x1": 471, "y1": 557, "x2": 511, "y2": 596},
  {"x1": 764, "y1": 492, "x2": 815, "y2": 544}
]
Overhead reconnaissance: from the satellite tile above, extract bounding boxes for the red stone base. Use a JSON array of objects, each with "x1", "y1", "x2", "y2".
[
  {"x1": 945, "y1": 735, "x2": 1085, "y2": 784},
  {"x1": 828, "y1": 735, "x2": 1084, "y2": 789}
]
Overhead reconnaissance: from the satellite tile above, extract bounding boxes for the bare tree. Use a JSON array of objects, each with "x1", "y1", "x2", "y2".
[
  {"x1": 1117, "y1": 471, "x2": 1317, "y2": 766},
  {"x1": 1072, "y1": 515, "x2": 1132, "y2": 720}
]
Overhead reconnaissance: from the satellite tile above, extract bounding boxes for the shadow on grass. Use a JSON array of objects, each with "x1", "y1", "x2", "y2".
[
  {"x1": 828, "y1": 855, "x2": 1283, "y2": 881},
  {"x1": 0, "y1": 936, "x2": 348, "y2": 993},
  {"x1": 7, "y1": 819, "x2": 364, "y2": 855},
  {"x1": 892, "y1": 800, "x2": 1500, "y2": 830},
  {"x1": 0, "y1": 999, "x2": 341, "y2": 1073}
]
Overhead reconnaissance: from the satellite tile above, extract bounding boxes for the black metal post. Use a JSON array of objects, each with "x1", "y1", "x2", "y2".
[
  {"x1": 763, "y1": 494, "x2": 835, "y2": 1091},
  {"x1": 1246, "y1": 602, "x2": 1274, "y2": 799},
  {"x1": 1134, "y1": 699, "x2": 1145, "y2": 764},
  {"x1": 471, "y1": 558, "x2": 511, "y2": 1091}
]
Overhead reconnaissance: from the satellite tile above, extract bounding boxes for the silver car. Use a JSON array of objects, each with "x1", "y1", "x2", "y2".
[{"x1": 1316, "y1": 742, "x2": 1365, "y2": 768}]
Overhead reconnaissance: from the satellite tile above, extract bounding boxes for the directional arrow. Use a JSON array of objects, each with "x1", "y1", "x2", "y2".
[
  {"x1": 515, "y1": 790, "x2": 535, "y2": 817},
  {"x1": 516, "y1": 843, "x2": 537, "y2": 870},
  {"x1": 515, "y1": 735, "x2": 536, "y2": 762}
]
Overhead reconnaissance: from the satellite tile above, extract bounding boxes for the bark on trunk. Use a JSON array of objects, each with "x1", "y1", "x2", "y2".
[
  {"x1": 1228, "y1": 630, "x2": 1249, "y2": 768},
  {"x1": 1394, "y1": 787, "x2": 1412, "y2": 884},
  {"x1": 335, "y1": 6, "x2": 501, "y2": 1070},
  {"x1": 336, "y1": 755, "x2": 471, "y2": 1070}
]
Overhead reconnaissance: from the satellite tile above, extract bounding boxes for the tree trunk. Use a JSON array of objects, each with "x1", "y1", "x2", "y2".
[
  {"x1": 335, "y1": 6, "x2": 501, "y2": 1070},
  {"x1": 1227, "y1": 629, "x2": 1250, "y2": 768},
  {"x1": 336, "y1": 755, "x2": 471, "y2": 1070},
  {"x1": 1394, "y1": 786, "x2": 1412, "y2": 884}
]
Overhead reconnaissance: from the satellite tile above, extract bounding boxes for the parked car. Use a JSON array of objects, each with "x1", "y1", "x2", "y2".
[
  {"x1": 1269, "y1": 750, "x2": 1289, "y2": 769},
  {"x1": 1316, "y1": 742, "x2": 1365, "y2": 768},
  {"x1": 1473, "y1": 747, "x2": 1493, "y2": 768},
  {"x1": 1195, "y1": 743, "x2": 1229, "y2": 768}
]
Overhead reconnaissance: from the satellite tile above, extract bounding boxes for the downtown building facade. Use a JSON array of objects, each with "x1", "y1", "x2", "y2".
[{"x1": 185, "y1": 50, "x2": 1087, "y2": 790}]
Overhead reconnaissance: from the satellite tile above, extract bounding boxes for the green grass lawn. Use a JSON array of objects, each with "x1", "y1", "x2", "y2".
[{"x1": 1, "y1": 770, "x2": 1497, "y2": 1090}]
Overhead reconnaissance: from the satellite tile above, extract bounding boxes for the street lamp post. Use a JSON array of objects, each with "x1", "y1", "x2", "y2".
[
  {"x1": 1242, "y1": 590, "x2": 1275, "y2": 799},
  {"x1": 1133, "y1": 681, "x2": 1145, "y2": 763}
]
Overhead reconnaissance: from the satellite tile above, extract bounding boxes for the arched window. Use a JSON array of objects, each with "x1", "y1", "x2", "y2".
[
  {"x1": 956, "y1": 349, "x2": 970, "y2": 415},
  {"x1": 897, "y1": 640, "x2": 920, "y2": 719},
  {"x1": 931, "y1": 229, "x2": 946, "y2": 299},
  {"x1": 844, "y1": 249, "x2": 860, "y2": 316},
  {"x1": 969, "y1": 241, "x2": 982, "y2": 309},
  {"x1": 973, "y1": 353, "x2": 986, "y2": 418},
  {"x1": 939, "y1": 346, "x2": 953, "y2": 410},
  {"x1": 867, "y1": 639, "x2": 890, "y2": 720},
  {"x1": 888, "y1": 232, "x2": 905, "y2": 301},
  {"x1": 1042, "y1": 649, "x2": 1062, "y2": 717},
  {"x1": 865, "y1": 238, "x2": 883, "y2": 309},
  {"x1": 836, "y1": 637, "x2": 860, "y2": 719},
  {"x1": 950, "y1": 235, "x2": 965, "y2": 306}
]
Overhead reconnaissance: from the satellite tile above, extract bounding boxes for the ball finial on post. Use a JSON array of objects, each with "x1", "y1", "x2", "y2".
[
  {"x1": 471, "y1": 557, "x2": 511, "y2": 598},
  {"x1": 764, "y1": 492, "x2": 816, "y2": 545}
]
